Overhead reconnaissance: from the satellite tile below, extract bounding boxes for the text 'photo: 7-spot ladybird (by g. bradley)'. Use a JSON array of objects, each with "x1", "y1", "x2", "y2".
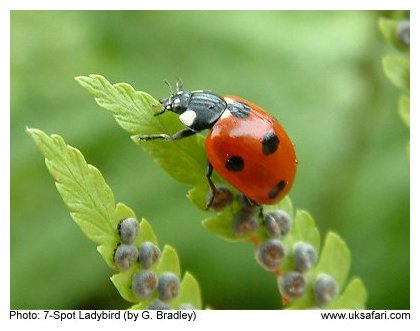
[{"x1": 138, "y1": 81, "x2": 298, "y2": 208}]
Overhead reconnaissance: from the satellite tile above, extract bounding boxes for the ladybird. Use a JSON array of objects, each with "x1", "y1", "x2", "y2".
[{"x1": 138, "y1": 82, "x2": 297, "y2": 207}]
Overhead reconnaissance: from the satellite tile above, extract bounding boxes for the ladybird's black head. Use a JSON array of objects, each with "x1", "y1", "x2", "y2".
[{"x1": 159, "y1": 90, "x2": 192, "y2": 115}]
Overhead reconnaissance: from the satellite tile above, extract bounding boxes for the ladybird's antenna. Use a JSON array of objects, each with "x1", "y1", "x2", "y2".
[
  {"x1": 176, "y1": 77, "x2": 184, "y2": 91},
  {"x1": 163, "y1": 79, "x2": 174, "y2": 94}
]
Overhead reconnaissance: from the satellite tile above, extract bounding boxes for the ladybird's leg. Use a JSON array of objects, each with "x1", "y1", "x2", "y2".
[
  {"x1": 249, "y1": 198, "x2": 263, "y2": 218},
  {"x1": 136, "y1": 128, "x2": 196, "y2": 141},
  {"x1": 252, "y1": 200, "x2": 264, "y2": 221},
  {"x1": 171, "y1": 129, "x2": 197, "y2": 140},
  {"x1": 258, "y1": 205, "x2": 264, "y2": 220},
  {"x1": 205, "y1": 162, "x2": 218, "y2": 209},
  {"x1": 153, "y1": 108, "x2": 167, "y2": 116},
  {"x1": 253, "y1": 201, "x2": 264, "y2": 229},
  {"x1": 243, "y1": 195, "x2": 263, "y2": 219}
]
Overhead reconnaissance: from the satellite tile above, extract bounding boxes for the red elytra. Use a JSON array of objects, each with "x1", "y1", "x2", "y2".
[{"x1": 205, "y1": 95, "x2": 297, "y2": 205}]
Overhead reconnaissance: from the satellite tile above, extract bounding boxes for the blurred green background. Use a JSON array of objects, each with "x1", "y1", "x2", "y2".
[{"x1": 11, "y1": 11, "x2": 409, "y2": 309}]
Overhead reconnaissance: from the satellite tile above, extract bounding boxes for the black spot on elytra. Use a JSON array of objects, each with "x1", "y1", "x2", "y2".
[
  {"x1": 227, "y1": 102, "x2": 251, "y2": 118},
  {"x1": 225, "y1": 156, "x2": 245, "y2": 172},
  {"x1": 262, "y1": 131, "x2": 280, "y2": 155},
  {"x1": 268, "y1": 180, "x2": 286, "y2": 199}
]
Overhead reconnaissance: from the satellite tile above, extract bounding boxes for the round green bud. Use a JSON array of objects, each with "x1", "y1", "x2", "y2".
[
  {"x1": 158, "y1": 272, "x2": 180, "y2": 301},
  {"x1": 138, "y1": 241, "x2": 161, "y2": 269},
  {"x1": 255, "y1": 239, "x2": 286, "y2": 271},
  {"x1": 278, "y1": 271, "x2": 306, "y2": 299},
  {"x1": 207, "y1": 185, "x2": 234, "y2": 211},
  {"x1": 263, "y1": 210, "x2": 292, "y2": 237},
  {"x1": 238, "y1": 194, "x2": 259, "y2": 213},
  {"x1": 397, "y1": 20, "x2": 410, "y2": 47},
  {"x1": 118, "y1": 217, "x2": 139, "y2": 245},
  {"x1": 179, "y1": 303, "x2": 196, "y2": 310},
  {"x1": 293, "y1": 242, "x2": 318, "y2": 273},
  {"x1": 148, "y1": 299, "x2": 171, "y2": 310},
  {"x1": 313, "y1": 273, "x2": 338, "y2": 307},
  {"x1": 114, "y1": 244, "x2": 139, "y2": 270},
  {"x1": 233, "y1": 211, "x2": 259, "y2": 234},
  {"x1": 132, "y1": 270, "x2": 158, "y2": 299}
]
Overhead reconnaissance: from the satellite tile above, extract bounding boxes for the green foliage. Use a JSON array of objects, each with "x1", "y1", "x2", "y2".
[
  {"x1": 76, "y1": 75, "x2": 367, "y2": 309},
  {"x1": 314, "y1": 232, "x2": 351, "y2": 288},
  {"x1": 27, "y1": 128, "x2": 202, "y2": 309},
  {"x1": 284, "y1": 210, "x2": 321, "y2": 252},
  {"x1": 379, "y1": 14, "x2": 410, "y2": 148},
  {"x1": 280, "y1": 228, "x2": 361, "y2": 309},
  {"x1": 28, "y1": 128, "x2": 121, "y2": 268},
  {"x1": 399, "y1": 95, "x2": 410, "y2": 128},
  {"x1": 329, "y1": 278, "x2": 367, "y2": 310},
  {"x1": 12, "y1": 11, "x2": 409, "y2": 310},
  {"x1": 382, "y1": 55, "x2": 410, "y2": 92},
  {"x1": 203, "y1": 196, "x2": 295, "y2": 243},
  {"x1": 75, "y1": 75, "x2": 208, "y2": 188},
  {"x1": 379, "y1": 18, "x2": 403, "y2": 50}
]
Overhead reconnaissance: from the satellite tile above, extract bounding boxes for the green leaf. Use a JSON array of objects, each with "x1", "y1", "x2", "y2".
[
  {"x1": 399, "y1": 95, "x2": 410, "y2": 127},
  {"x1": 171, "y1": 272, "x2": 203, "y2": 309},
  {"x1": 110, "y1": 269, "x2": 139, "y2": 303},
  {"x1": 75, "y1": 75, "x2": 161, "y2": 135},
  {"x1": 187, "y1": 183, "x2": 211, "y2": 210},
  {"x1": 135, "y1": 133, "x2": 208, "y2": 187},
  {"x1": 280, "y1": 209, "x2": 320, "y2": 272},
  {"x1": 156, "y1": 245, "x2": 181, "y2": 278},
  {"x1": 201, "y1": 204, "x2": 242, "y2": 242},
  {"x1": 115, "y1": 245, "x2": 183, "y2": 306},
  {"x1": 75, "y1": 75, "x2": 366, "y2": 309},
  {"x1": 312, "y1": 232, "x2": 351, "y2": 289},
  {"x1": 136, "y1": 218, "x2": 158, "y2": 246},
  {"x1": 379, "y1": 17, "x2": 410, "y2": 51},
  {"x1": 27, "y1": 128, "x2": 118, "y2": 246},
  {"x1": 202, "y1": 195, "x2": 295, "y2": 242},
  {"x1": 98, "y1": 202, "x2": 137, "y2": 268},
  {"x1": 328, "y1": 277, "x2": 367, "y2": 309},
  {"x1": 286, "y1": 231, "x2": 357, "y2": 310},
  {"x1": 129, "y1": 271, "x2": 203, "y2": 310},
  {"x1": 110, "y1": 217, "x2": 161, "y2": 303},
  {"x1": 115, "y1": 202, "x2": 136, "y2": 221},
  {"x1": 382, "y1": 55, "x2": 410, "y2": 91},
  {"x1": 379, "y1": 18, "x2": 400, "y2": 48},
  {"x1": 76, "y1": 74, "x2": 209, "y2": 187},
  {"x1": 283, "y1": 209, "x2": 320, "y2": 252},
  {"x1": 129, "y1": 301, "x2": 150, "y2": 310},
  {"x1": 29, "y1": 127, "x2": 202, "y2": 308}
]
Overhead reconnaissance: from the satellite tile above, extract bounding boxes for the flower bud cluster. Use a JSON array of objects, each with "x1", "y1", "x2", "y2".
[
  {"x1": 255, "y1": 210, "x2": 292, "y2": 272},
  {"x1": 113, "y1": 217, "x2": 195, "y2": 309},
  {"x1": 132, "y1": 270, "x2": 179, "y2": 302},
  {"x1": 114, "y1": 218, "x2": 161, "y2": 271},
  {"x1": 277, "y1": 241, "x2": 319, "y2": 302},
  {"x1": 206, "y1": 185, "x2": 234, "y2": 211},
  {"x1": 312, "y1": 273, "x2": 338, "y2": 307},
  {"x1": 206, "y1": 187, "x2": 339, "y2": 308},
  {"x1": 114, "y1": 218, "x2": 142, "y2": 271},
  {"x1": 397, "y1": 19, "x2": 410, "y2": 47}
]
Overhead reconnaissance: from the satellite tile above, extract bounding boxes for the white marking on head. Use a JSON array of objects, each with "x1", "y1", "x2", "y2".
[
  {"x1": 173, "y1": 98, "x2": 181, "y2": 107},
  {"x1": 220, "y1": 108, "x2": 232, "y2": 120},
  {"x1": 180, "y1": 109, "x2": 197, "y2": 127},
  {"x1": 223, "y1": 97, "x2": 235, "y2": 104}
]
